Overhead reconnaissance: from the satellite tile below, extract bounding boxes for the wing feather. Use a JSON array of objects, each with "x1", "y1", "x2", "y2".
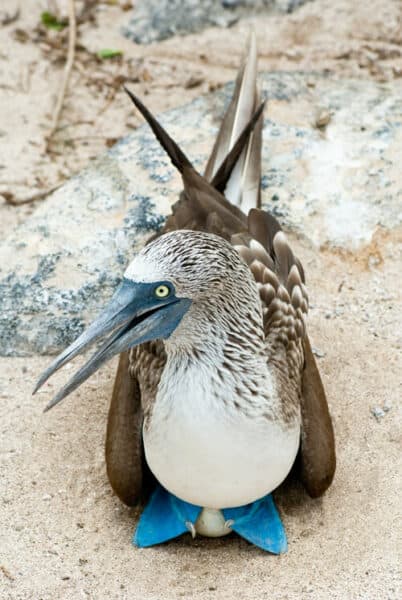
[{"x1": 233, "y1": 208, "x2": 335, "y2": 496}]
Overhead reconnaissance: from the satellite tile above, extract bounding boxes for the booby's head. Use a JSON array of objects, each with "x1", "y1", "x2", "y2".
[{"x1": 34, "y1": 230, "x2": 259, "y2": 411}]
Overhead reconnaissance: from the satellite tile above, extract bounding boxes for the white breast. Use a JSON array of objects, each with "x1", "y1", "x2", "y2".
[{"x1": 143, "y1": 363, "x2": 300, "y2": 509}]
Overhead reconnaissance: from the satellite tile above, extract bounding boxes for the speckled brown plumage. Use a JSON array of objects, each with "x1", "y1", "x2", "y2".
[{"x1": 233, "y1": 215, "x2": 308, "y2": 424}]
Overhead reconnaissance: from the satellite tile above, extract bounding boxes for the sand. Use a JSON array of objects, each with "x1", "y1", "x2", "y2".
[{"x1": 1, "y1": 1, "x2": 401, "y2": 598}]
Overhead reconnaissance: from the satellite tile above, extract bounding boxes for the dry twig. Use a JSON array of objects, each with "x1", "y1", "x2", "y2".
[
  {"x1": 0, "y1": 7, "x2": 20, "y2": 26},
  {"x1": 0, "y1": 564, "x2": 15, "y2": 581},
  {"x1": 1, "y1": 183, "x2": 62, "y2": 206},
  {"x1": 46, "y1": 0, "x2": 77, "y2": 150}
]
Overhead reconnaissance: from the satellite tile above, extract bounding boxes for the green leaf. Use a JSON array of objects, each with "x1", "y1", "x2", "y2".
[
  {"x1": 97, "y1": 48, "x2": 124, "y2": 59},
  {"x1": 41, "y1": 11, "x2": 67, "y2": 31}
]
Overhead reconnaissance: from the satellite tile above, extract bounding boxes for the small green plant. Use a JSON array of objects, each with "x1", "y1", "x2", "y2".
[
  {"x1": 41, "y1": 11, "x2": 67, "y2": 31},
  {"x1": 97, "y1": 48, "x2": 124, "y2": 59}
]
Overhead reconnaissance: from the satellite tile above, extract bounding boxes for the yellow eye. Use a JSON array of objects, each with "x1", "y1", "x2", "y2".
[{"x1": 154, "y1": 285, "x2": 170, "y2": 298}]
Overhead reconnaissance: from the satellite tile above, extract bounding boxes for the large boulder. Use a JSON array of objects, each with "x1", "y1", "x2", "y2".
[
  {"x1": 123, "y1": 1, "x2": 311, "y2": 44},
  {"x1": 1, "y1": 73, "x2": 401, "y2": 356}
]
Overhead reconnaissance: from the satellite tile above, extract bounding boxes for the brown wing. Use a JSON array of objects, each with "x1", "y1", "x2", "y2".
[
  {"x1": 234, "y1": 208, "x2": 335, "y2": 496},
  {"x1": 105, "y1": 351, "x2": 145, "y2": 506},
  {"x1": 299, "y1": 335, "x2": 336, "y2": 497},
  {"x1": 106, "y1": 344, "x2": 167, "y2": 506},
  {"x1": 233, "y1": 210, "x2": 307, "y2": 424}
]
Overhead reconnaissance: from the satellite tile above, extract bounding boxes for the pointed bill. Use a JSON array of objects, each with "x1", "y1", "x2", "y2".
[{"x1": 34, "y1": 279, "x2": 191, "y2": 411}]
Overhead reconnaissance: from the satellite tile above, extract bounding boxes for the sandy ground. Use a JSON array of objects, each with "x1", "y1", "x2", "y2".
[{"x1": 1, "y1": 1, "x2": 401, "y2": 599}]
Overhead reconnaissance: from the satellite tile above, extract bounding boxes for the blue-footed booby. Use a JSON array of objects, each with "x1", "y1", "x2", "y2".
[{"x1": 34, "y1": 36, "x2": 336, "y2": 552}]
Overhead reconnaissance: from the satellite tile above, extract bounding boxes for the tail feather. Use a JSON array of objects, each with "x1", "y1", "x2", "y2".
[
  {"x1": 123, "y1": 86, "x2": 193, "y2": 174},
  {"x1": 210, "y1": 100, "x2": 265, "y2": 194},
  {"x1": 124, "y1": 32, "x2": 263, "y2": 236},
  {"x1": 204, "y1": 32, "x2": 262, "y2": 211}
]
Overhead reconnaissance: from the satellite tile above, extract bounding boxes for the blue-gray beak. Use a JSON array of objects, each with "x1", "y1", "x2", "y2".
[{"x1": 33, "y1": 279, "x2": 191, "y2": 411}]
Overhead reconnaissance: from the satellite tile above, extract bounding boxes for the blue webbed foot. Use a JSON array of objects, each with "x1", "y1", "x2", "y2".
[
  {"x1": 133, "y1": 485, "x2": 287, "y2": 553},
  {"x1": 133, "y1": 485, "x2": 202, "y2": 547},
  {"x1": 223, "y1": 494, "x2": 287, "y2": 554}
]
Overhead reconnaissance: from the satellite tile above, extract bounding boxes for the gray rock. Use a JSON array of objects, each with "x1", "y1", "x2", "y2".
[
  {"x1": 123, "y1": 0, "x2": 312, "y2": 44},
  {"x1": 371, "y1": 403, "x2": 392, "y2": 421},
  {"x1": 1, "y1": 73, "x2": 401, "y2": 356}
]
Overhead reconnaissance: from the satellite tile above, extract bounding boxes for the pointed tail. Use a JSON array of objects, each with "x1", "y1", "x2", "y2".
[
  {"x1": 204, "y1": 33, "x2": 263, "y2": 213},
  {"x1": 124, "y1": 34, "x2": 264, "y2": 235}
]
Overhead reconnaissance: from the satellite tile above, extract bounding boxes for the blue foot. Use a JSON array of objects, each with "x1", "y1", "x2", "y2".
[
  {"x1": 133, "y1": 485, "x2": 287, "y2": 553},
  {"x1": 223, "y1": 494, "x2": 287, "y2": 554},
  {"x1": 133, "y1": 485, "x2": 202, "y2": 547}
]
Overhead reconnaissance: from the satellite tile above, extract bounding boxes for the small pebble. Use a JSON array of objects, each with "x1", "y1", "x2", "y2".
[
  {"x1": 185, "y1": 75, "x2": 204, "y2": 89},
  {"x1": 371, "y1": 406, "x2": 385, "y2": 420},
  {"x1": 312, "y1": 347, "x2": 326, "y2": 358},
  {"x1": 315, "y1": 108, "x2": 331, "y2": 129},
  {"x1": 383, "y1": 401, "x2": 392, "y2": 413}
]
